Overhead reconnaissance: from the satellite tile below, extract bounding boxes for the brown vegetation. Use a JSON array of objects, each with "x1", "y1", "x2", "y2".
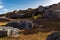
[{"x1": 0, "y1": 3, "x2": 60, "y2": 40}]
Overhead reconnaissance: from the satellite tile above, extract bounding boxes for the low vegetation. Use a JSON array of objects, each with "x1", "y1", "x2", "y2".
[{"x1": 0, "y1": 3, "x2": 60, "y2": 40}]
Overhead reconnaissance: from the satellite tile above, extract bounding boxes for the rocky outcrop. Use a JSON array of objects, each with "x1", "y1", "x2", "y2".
[
  {"x1": 44, "y1": 3, "x2": 60, "y2": 18},
  {"x1": 5, "y1": 21, "x2": 33, "y2": 30},
  {"x1": 37, "y1": 6, "x2": 46, "y2": 13},
  {"x1": 1, "y1": 3, "x2": 60, "y2": 19}
]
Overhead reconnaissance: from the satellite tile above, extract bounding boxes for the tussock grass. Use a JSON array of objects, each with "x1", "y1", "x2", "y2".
[{"x1": 0, "y1": 22, "x2": 7, "y2": 26}]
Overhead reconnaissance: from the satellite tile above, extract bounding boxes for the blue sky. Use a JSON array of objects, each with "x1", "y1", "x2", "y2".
[{"x1": 0, "y1": 0, "x2": 60, "y2": 14}]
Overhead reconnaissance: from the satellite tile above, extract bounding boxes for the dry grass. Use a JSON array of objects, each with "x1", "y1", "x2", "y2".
[
  {"x1": 0, "y1": 19, "x2": 60, "y2": 40},
  {"x1": 0, "y1": 31, "x2": 52, "y2": 40},
  {"x1": 0, "y1": 22, "x2": 7, "y2": 26},
  {"x1": 19, "y1": 31, "x2": 52, "y2": 40},
  {"x1": 0, "y1": 22, "x2": 52, "y2": 40}
]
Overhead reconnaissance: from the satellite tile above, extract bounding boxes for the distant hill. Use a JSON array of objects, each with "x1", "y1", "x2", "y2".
[{"x1": 1, "y1": 3, "x2": 60, "y2": 19}]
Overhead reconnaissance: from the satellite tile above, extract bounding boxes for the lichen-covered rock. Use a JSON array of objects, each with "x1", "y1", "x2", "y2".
[
  {"x1": 46, "y1": 32, "x2": 60, "y2": 40},
  {"x1": 0, "y1": 26, "x2": 20, "y2": 37},
  {"x1": 7, "y1": 28, "x2": 20, "y2": 37}
]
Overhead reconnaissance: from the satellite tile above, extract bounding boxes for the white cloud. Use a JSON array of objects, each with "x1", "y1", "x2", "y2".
[
  {"x1": 45, "y1": 0, "x2": 60, "y2": 6},
  {"x1": 40, "y1": 0, "x2": 60, "y2": 6},
  {"x1": 0, "y1": 0, "x2": 4, "y2": 9},
  {"x1": 0, "y1": 0, "x2": 8, "y2": 14},
  {"x1": 0, "y1": 5, "x2": 4, "y2": 9},
  {"x1": 4, "y1": 9, "x2": 8, "y2": 12},
  {"x1": 51, "y1": 0, "x2": 60, "y2": 3},
  {"x1": 48, "y1": 0, "x2": 60, "y2": 5}
]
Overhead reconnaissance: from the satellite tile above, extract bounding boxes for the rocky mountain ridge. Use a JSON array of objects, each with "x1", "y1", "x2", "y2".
[{"x1": 1, "y1": 3, "x2": 60, "y2": 19}]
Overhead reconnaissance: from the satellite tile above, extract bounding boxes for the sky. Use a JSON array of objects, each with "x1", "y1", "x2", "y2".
[{"x1": 0, "y1": 0, "x2": 60, "y2": 14}]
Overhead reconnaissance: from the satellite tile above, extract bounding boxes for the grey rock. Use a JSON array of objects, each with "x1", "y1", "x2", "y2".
[
  {"x1": 37, "y1": 6, "x2": 45, "y2": 12},
  {"x1": 8, "y1": 14, "x2": 26, "y2": 19},
  {"x1": 19, "y1": 21, "x2": 33, "y2": 30},
  {"x1": 46, "y1": 32, "x2": 60, "y2": 40},
  {"x1": 44, "y1": 9, "x2": 60, "y2": 19},
  {"x1": 43, "y1": 3, "x2": 60, "y2": 19},
  {"x1": 0, "y1": 26, "x2": 20, "y2": 37},
  {"x1": 6, "y1": 21, "x2": 33, "y2": 30},
  {"x1": 0, "y1": 31, "x2": 7, "y2": 37},
  {"x1": 43, "y1": 10, "x2": 57, "y2": 19}
]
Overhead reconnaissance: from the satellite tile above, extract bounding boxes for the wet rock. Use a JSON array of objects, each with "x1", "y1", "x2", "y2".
[{"x1": 46, "y1": 32, "x2": 60, "y2": 40}]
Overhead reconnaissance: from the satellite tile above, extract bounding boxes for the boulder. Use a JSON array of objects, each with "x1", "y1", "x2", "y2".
[
  {"x1": 7, "y1": 28, "x2": 20, "y2": 37},
  {"x1": 0, "y1": 31, "x2": 7, "y2": 37},
  {"x1": 37, "y1": 6, "x2": 45, "y2": 12},
  {"x1": 19, "y1": 21, "x2": 33, "y2": 30},
  {"x1": 0, "y1": 26, "x2": 20, "y2": 37},
  {"x1": 43, "y1": 9, "x2": 60, "y2": 19},
  {"x1": 43, "y1": 10, "x2": 57, "y2": 19},
  {"x1": 6, "y1": 21, "x2": 33, "y2": 30},
  {"x1": 46, "y1": 32, "x2": 60, "y2": 40},
  {"x1": 43, "y1": 3, "x2": 60, "y2": 19},
  {"x1": 5, "y1": 22, "x2": 23, "y2": 30}
]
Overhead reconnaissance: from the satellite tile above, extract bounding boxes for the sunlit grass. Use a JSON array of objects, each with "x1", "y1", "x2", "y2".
[
  {"x1": 0, "y1": 22, "x2": 7, "y2": 26},
  {"x1": 19, "y1": 31, "x2": 52, "y2": 40},
  {"x1": 0, "y1": 19, "x2": 60, "y2": 40},
  {"x1": 0, "y1": 31, "x2": 52, "y2": 40}
]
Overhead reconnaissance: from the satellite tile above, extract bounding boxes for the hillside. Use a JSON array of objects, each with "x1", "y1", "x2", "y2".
[
  {"x1": 0, "y1": 3, "x2": 60, "y2": 19},
  {"x1": 0, "y1": 3, "x2": 60, "y2": 40}
]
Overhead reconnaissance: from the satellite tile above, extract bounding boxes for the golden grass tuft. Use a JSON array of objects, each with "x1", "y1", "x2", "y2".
[{"x1": 0, "y1": 22, "x2": 7, "y2": 26}]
